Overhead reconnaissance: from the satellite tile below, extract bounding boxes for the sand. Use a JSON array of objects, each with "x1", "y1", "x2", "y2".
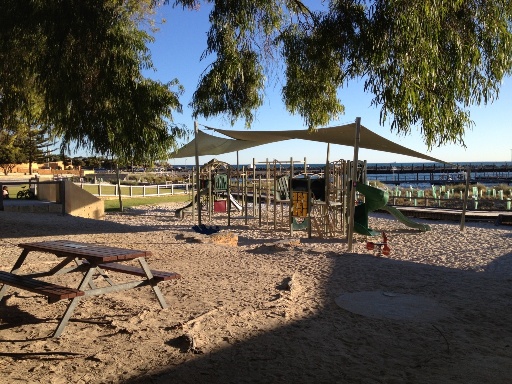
[{"x1": 0, "y1": 203, "x2": 511, "y2": 384}]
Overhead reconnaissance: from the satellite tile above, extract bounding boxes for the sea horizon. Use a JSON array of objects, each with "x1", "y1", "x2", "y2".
[{"x1": 172, "y1": 161, "x2": 512, "y2": 169}]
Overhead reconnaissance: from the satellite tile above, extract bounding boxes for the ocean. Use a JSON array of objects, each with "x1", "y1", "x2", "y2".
[{"x1": 173, "y1": 161, "x2": 512, "y2": 169}]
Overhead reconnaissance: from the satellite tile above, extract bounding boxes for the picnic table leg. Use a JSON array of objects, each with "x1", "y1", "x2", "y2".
[
  {"x1": 9, "y1": 249, "x2": 30, "y2": 274},
  {"x1": 0, "y1": 249, "x2": 30, "y2": 301},
  {"x1": 75, "y1": 260, "x2": 115, "y2": 289},
  {"x1": 0, "y1": 281, "x2": 10, "y2": 301},
  {"x1": 52, "y1": 267, "x2": 96, "y2": 338},
  {"x1": 91, "y1": 265, "x2": 115, "y2": 287},
  {"x1": 137, "y1": 258, "x2": 168, "y2": 309}
]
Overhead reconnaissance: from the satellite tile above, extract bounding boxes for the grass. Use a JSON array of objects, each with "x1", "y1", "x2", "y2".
[
  {"x1": 104, "y1": 194, "x2": 190, "y2": 212},
  {"x1": 4, "y1": 184, "x2": 31, "y2": 198}
]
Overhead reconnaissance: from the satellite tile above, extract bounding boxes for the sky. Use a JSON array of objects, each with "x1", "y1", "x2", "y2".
[{"x1": 142, "y1": 4, "x2": 512, "y2": 166}]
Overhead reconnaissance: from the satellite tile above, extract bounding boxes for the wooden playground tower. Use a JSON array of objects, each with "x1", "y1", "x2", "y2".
[
  {"x1": 189, "y1": 156, "x2": 368, "y2": 239},
  {"x1": 185, "y1": 158, "x2": 241, "y2": 225},
  {"x1": 265, "y1": 158, "x2": 368, "y2": 238}
]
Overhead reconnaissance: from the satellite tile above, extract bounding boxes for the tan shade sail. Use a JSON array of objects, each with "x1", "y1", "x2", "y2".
[
  {"x1": 170, "y1": 129, "x2": 281, "y2": 158},
  {"x1": 213, "y1": 124, "x2": 451, "y2": 164},
  {"x1": 170, "y1": 123, "x2": 451, "y2": 165}
]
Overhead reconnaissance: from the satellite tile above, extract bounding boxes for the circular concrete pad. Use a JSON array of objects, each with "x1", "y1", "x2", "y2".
[{"x1": 335, "y1": 291, "x2": 449, "y2": 322}]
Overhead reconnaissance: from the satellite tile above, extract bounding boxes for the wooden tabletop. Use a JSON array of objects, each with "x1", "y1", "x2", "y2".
[{"x1": 18, "y1": 240, "x2": 151, "y2": 263}]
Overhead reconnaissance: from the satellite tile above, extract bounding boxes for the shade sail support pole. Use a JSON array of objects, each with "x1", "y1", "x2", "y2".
[
  {"x1": 460, "y1": 166, "x2": 471, "y2": 231},
  {"x1": 194, "y1": 121, "x2": 201, "y2": 225},
  {"x1": 347, "y1": 117, "x2": 361, "y2": 252}
]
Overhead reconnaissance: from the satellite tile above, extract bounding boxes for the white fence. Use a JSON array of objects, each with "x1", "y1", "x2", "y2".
[{"x1": 76, "y1": 182, "x2": 191, "y2": 197}]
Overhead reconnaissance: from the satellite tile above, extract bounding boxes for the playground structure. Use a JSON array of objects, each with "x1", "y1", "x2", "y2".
[
  {"x1": 174, "y1": 159, "x2": 243, "y2": 224},
  {"x1": 176, "y1": 157, "x2": 430, "y2": 244},
  {"x1": 366, "y1": 232, "x2": 390, "y2": 256}
]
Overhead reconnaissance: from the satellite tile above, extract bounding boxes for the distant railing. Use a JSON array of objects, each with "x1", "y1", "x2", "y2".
[
  {"x1": 384, "y1": 193, "x2": 512, "y2": 211},
  {"x1": 368, "y1": 174, "x2": 512, "y2": 185}
]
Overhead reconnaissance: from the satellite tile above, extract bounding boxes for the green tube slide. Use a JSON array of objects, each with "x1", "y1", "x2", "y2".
[
  {"x1": 380, "y1": 205, "x2": 431, "y2": 232},
  {"x1": 353, "y1": 183, "x2": 430, "y2": 235},
  {"x1": 353, "y1": 183, "x2": 389, "y2": 236}
]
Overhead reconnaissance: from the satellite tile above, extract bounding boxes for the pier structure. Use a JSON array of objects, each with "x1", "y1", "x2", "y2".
[{"x1": 365, "y1": 163, "x2": 512, "y2": 186}]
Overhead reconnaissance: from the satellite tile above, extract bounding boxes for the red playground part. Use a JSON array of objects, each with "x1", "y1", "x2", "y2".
[{"x1": 366, "y1": 232, "x2": 390, "y2": 256}]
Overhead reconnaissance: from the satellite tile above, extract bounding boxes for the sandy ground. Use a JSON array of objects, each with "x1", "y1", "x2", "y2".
[{"x1": 0, "y1": 203, "x2": 511, "y2": 384}]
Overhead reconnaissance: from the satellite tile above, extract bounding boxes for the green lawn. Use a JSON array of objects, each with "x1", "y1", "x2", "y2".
[
  {"x1": 104, "y1": 194, "x2": 190, "y2": 212},
  {"x1": 4, "y1": 184, "x2": 32, "y2": 198}
]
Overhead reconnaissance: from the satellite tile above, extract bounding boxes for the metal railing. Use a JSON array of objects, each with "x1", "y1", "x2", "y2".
[{"x1": 386, "y1": 195, "x2": 512, "y2": 211}]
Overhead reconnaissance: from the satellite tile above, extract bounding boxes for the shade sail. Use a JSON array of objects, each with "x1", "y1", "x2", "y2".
[
  {"x1": 170, "y1": 129, "x2": 282, "y2": 158},
  {"x1": 213, "y1": 124, "x2": 451, "y2": 164},
  {"x1": 170, "y1": 123, "x2": 451, "y2": 165}
]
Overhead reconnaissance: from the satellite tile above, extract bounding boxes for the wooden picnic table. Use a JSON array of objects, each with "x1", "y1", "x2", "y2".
[{"x1": 0, "y1": 240, "x2": 181, "y2": 337}]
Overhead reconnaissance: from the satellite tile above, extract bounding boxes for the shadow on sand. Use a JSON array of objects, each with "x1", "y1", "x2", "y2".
[{"x1": 121, "y1": 248, "x2": 512, "y2": 384}]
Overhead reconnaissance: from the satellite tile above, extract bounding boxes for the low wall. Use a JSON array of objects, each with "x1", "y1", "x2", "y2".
[
  {"x1": 64, "y1": 181, "x2": 104, "y2": 219},
  {"x1": 37, "y1": 180, "x2": 104, "y2": 219},
  {"x1": 38, "y1": 182, "x2": 59, "y2": 202}
]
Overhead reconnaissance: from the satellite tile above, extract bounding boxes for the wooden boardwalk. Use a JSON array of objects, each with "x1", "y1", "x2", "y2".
[{"x1": 385, "y1": 206, "x2": 512, "y2": 224}]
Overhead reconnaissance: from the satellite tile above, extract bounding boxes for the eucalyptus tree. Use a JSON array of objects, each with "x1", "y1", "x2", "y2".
[
  {"x1": 97, "y1": 77, "x2": 187, "y2": 211},
  {"x1": 172, "y1": 0, "x2": 512, "y2": 148},
  {"x1": 0, "y1": 132, "x2": 26, "y2": 175},
  {"x1": 1, "y1": 0, "x2": 187, "y2": 168}
]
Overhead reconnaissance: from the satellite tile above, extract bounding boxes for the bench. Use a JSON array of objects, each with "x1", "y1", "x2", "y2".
[
  {"x1": 0, "y1": 271, "x2": 85, "y2": 304},
  {"x1": 495, "y1": 214, "x2": 512, "y2": 226},
  {"x1": 82, "y1": 261, "x2": 181, "y2": 282}
]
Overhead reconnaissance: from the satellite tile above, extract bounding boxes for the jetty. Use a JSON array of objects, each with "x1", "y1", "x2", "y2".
[{"x1": 366, "y1": 163, "x2": 512, "y2": 185}]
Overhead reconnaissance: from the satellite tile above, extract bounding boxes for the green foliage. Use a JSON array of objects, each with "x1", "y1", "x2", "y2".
[
  {"x1": 4, "y1": 0, "x2": 512, "y2": 152},
  {"x1": 0, "y1": 0, "x2": 188, "y2": 165},
  {"x1": 174, "y1": 0, "x2": 512, "y2": 147},
  {"x1": 0, "y1": 146, "x2": 23, "y2": 175},
  {"x1": 0, "y1": 132, "x2": 26, "y2": 175}
]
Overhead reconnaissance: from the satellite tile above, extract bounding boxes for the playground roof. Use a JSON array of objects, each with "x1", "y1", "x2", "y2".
[
  {"x1": 171, "y1": 129, "x2": 276, "y2": 159},
  {"x1": 171, "y1": 123, "x2": 450, "y2": 164}
]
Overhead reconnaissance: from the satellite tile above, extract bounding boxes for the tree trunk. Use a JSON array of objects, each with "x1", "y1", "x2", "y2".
[{"x1": 116, "y1": 163, "x2": 123, "y2": 212}]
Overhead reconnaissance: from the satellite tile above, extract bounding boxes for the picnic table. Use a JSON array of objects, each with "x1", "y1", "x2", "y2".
[{"x1": 0, "y1": 240, "x2": 181, "y2": 337}]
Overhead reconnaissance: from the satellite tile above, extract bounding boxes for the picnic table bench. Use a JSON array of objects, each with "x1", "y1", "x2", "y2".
[
  {"x1": 0, "y1": 271, "x2": 84, "y2": 303},
  {"x1": 0, "y1": 240, "x2": 181, "y2": 337}
]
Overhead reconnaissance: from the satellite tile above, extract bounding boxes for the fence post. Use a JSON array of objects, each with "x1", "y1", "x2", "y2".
[
  {"x1": 0, "y1": 183, "x2": 3, "y2": 211},
  {"x1": 60, "y1": 180, "x2": 66, "y2": 215}
]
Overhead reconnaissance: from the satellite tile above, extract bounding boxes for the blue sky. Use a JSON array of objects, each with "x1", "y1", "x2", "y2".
[{"x1": 144, "y1": 4, "x2": 512, "y2": 166}]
